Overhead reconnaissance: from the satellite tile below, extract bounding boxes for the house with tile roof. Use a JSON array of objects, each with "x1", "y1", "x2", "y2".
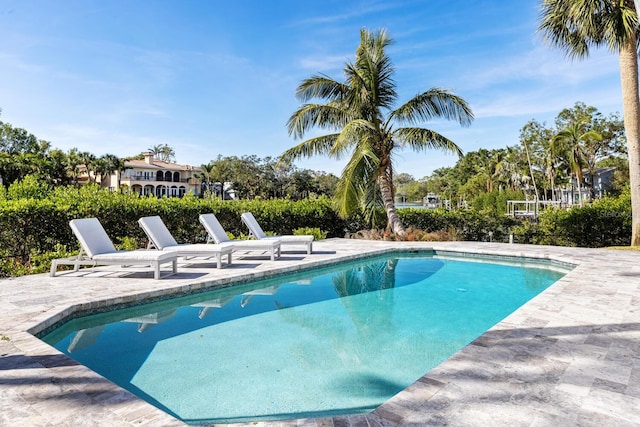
[{"x1": 103, "y1": 152, "x2": 202, "y2": 197}]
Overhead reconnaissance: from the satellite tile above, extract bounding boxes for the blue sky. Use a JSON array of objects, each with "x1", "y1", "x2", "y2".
[{"x1": 0, "y1": 0, "x2": 623, "y2": 179}]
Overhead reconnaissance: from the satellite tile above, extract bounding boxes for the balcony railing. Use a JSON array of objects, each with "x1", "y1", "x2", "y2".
[{"x1": 122, "y1": 175, "x2": 195, "y2": 183}]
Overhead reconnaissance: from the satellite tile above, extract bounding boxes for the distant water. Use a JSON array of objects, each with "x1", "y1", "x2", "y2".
[{"x1": 395, "y1": 202, "x2": 427, "y2": 209}]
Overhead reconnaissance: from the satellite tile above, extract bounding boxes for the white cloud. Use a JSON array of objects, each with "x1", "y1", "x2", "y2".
[
  {"x1": 298, "y1": 54, "x2": 351, "y2": 71},
  {"x1": 469, "y1": 45, "x2": 618, "y2": 88},
  {"x1": 289, "y1": 1, "x2": 400, "y2": 26}
]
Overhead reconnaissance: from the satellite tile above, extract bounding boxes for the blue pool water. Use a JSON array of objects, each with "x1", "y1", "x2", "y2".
[{"x1": 42, "y1": 253, "x2": 567, "y2": 424}]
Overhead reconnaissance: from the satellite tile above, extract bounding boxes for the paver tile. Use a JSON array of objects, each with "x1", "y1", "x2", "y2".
[{"x1": 0, "y1": 241, "x2": 638, "y2": 426}]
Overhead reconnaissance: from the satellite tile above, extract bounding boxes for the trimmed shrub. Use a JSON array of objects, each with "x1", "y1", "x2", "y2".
[
  {"x1": 0, "y1": 182, "x2": 633, "y2": 277},
  {"x1": 535, "y1": 192, "x2": 631, "y2": 247},
  {"x1": 0, "y1": 187, "x2": 343, "y2": 277},
  {"x1": 293, "y1": 227, "x2": 328, "y2": 240},
  {"x1": 399, "y1": 208, "x2": 519, "y2": 243}
]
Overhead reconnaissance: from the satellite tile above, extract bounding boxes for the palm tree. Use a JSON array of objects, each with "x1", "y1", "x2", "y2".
[
  {"x1": 147, "y1": 144, "x2": 176, "y2": 163},
  {"x1": 197, "y1": 162, "x2": 216, "y2": 197},
  {"x1": 77, "y1": 151, "x2": 96, "y2": 183},
  {"x1": 552, "y1": 122, "x2": 602, "y2": 207},
  {"x1": 90, "y1": 154, "x2": 125, "y2": 189},
  {"x1": 102, "y1": 154, "x2": 126, "y2": 189},
  {"x1": 543, "y1": 137, "x2": 564, "y2": 202},
  {"x1": 281, "y1": 29, "x2": 473, "y2": 235},
  {"x1": 65, "y1": 148, "x2": 83, "y2": 185},
  {"x1": 539, "y1": 0, "x2": 640, "y2": 244}
]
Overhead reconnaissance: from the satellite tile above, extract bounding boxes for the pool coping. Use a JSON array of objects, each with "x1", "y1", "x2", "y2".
[{"x1": 1, "y1": 239, "x2": 639, "y2": 426}]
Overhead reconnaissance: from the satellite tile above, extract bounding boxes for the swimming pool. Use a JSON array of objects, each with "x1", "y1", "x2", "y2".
[{"x1": 41, "y1": 252, "x2": 568, "y2": 424}]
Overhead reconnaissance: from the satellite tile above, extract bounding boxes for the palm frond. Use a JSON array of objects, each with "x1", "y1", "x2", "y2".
[
  {"x1": 351, "y1": 29, "x2": 397, "y2": 111},
  {"x1": 333, "y1": 144, "x2": 379, "y2": 217},
  {"x1": 330, "y1": 119, "x2": 376, "y2": 159},
  {"x1": 296, "y1": 75, "x2": 350, "y2": 102},
  {"x1": 279, "y1": 134, "x2": 339, "y2": 163},
  {"x1": 391, "y1": 88, "x2": 474, "y2": 127},
  {"x1": 393, "y1": 127, "x2": 463, "y2": 157},
  {"x1": 359, "y1": 178, "x2": 385, "y2": 226},
  {"x1": 287, "y1": 103, "x2": 350, "y2": 139},
  {"x1": 539, "y1": 0, "x2": 637, "y2": 57}
]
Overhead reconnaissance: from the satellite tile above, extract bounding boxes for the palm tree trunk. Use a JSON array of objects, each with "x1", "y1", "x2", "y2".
[
  {"x1": 619, "y1": 37, "x2": 640, "y2": 246},
  {"x1": 378, "y1": 175, "x2": 405, "y2": 236},
  {"x1": 576, "y1": 173, "x2": 583, "y2": 207}
]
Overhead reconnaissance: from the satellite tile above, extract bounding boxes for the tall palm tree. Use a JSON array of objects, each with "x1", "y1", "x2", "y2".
[
  {"x1": 539, "y1": 0, "x2": 640, "y2": 244},
  {"x1": 159, "y1": 145, "x2": 176, "y2": 163},
  {"x1": 281, "y1": 29, "x2": 473, "y2": 235},
  {"x1": 543, "y1": 137, "x2": 564, "y2": 202},
  {"x1": 147, "y1": 144, "x2": 176, "y2": 163},
  {"x1": 552, "y1": 122, "x2": 602, "y2": 206}
]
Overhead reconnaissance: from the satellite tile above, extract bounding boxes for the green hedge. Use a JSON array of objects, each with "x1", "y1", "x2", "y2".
[
  {"x1": 0, "y1": 187, "x2": 345, "y2": 277},
  {"x1": 510, "y1": 191, "x2": 632, "y2": 247},
  {"x1": 0, "y1": 183, "x2": 633, "y2": 277}
]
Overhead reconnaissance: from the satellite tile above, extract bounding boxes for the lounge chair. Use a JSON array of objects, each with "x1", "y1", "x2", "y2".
[
  {"x1": 241, "y1": 212, "x2": 313, "y2": 254},
  {"x1": 50, "y1": 218, "x2": 177, "y2": 279},
  {"x1": 138, "y1": 216, "x2": 233, "y2": 268},
  {"x1": 198, "y1": 213, "x2": 281, "y2": 261}
]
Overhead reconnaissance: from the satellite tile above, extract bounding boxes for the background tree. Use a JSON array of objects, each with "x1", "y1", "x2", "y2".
[
  {"x1": 598, "y1": 156, "x2": 630, "y2": 195},
  {"x1": 197, "y1": 162, "x2": 217, "y2": 197},
  {"x1": 65, "y1": 148, "x2": 84, "y2": 185},
  {"x1": 1, "y1": 119, "x2": 75, "y2": 186},
  {"x1": 553, "y1": 121, "x2": 602, "y2": 206},
  {"x1": 77, "y1": 151, "x2": 96, "y2": 183},
  {"x1": 209, "y1": 155, "x2": 234, "y2": 199},
  {"x1": 314, "y1": 171, "x2": 339, "y2": 197},
  {"x1": 520, "y1": 120, "x2": 553, "y2": 199},
  {"x1": 539, "y1": 0, "x2": 640, "y2": 245},
  {"x1": 147, "y1": 144, "x2": 176, "y2": 163},
  {"x1": 92, "y1": 154, "x2": 125, "y2": 189},
  {"x1": 281, "y1": 28, "x2": 473, "y2": 234},
  {"x1": 394, "y1": 173, "x2": 415, "y2": 203},
  {"x1": 42, "y1": 148, "x2": 73, "y2": 186},
  {"x1": 285, "y1": 169, "x2": 319, "y2": 199}
]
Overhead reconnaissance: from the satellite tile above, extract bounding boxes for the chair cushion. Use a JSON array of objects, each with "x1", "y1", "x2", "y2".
[
  {"x1": 69, "y1": 218, "x2": 117, "y2": 257},
  {"x1": 138, "y1": 216, "x2": 179, "y2": 249},
  {"x1": 162, "y1": 243, "x2": 234, "y2": 254},
  {"x1": 92, "y1": 250, "x2": 176, "y2": 262}
]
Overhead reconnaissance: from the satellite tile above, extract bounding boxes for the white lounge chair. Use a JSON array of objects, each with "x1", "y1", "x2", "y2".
[
  {"x1": 198, "y1": 213, "x2": 281, "y2": 261},
  {"x1": 138, "y1": 216, "x2": 234, "y2": 268},
  {"x1": 50, "y1": 218, "x2": 177, "y2": 279},
  {"x1": 241, "y1": 212, "x2": 314, "y2": 254}
]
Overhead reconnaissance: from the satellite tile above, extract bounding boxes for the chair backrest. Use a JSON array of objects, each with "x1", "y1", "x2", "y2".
[
  {"x1": 69, "y1": 218, "x2": 117, "y2": 257},
  {"x1": 199, "y1": 213, "x2": 231, "y2": 243},
  {"x1": 138, "y1": 216, "x2": 179, "y2": 250},
  {"x1": 241, "y1": 212, "x2": 267, "y2": 239}
]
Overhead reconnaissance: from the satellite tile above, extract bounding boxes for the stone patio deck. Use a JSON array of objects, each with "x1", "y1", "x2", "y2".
[{"x1": 0, "y1": 240, "x2": 639, "y2": 426}]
